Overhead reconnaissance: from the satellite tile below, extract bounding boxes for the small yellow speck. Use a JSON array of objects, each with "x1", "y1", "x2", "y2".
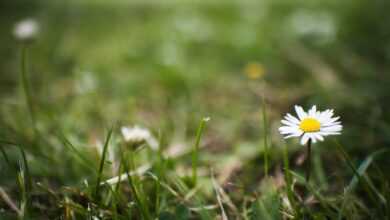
[{"x1": 244, "y1": 62, "x2": 265, "y2": 80}]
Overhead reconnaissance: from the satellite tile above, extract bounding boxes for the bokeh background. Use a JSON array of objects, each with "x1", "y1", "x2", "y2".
[{"x1": 1, "y1": 0, "x2": 390, "y2": 218}]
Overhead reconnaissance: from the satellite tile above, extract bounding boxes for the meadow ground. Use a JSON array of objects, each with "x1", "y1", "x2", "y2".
[{"x1": 1, "y1": 0, "x2": 390, "y2": 219}]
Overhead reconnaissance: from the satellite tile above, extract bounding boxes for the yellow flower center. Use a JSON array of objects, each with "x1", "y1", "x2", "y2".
[{"x1": 299, "y1": 118, "x2": 321, "y2": 132}]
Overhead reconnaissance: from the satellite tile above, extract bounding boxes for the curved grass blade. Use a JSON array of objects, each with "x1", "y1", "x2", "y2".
[
  {"x1": 57, "y1": 133, "x2": 97, "y2": 174},
  {"x1": 338, "y1": 146, "x2": 389, "y2": 219},
  {"x1": 94, "y1": 128, "x2": 113, "y2": 200}
]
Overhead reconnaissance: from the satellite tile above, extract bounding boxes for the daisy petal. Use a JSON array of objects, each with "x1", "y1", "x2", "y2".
[
  {"x1": 284, "y1": 132, "x2": 303, "y2": 139},
  {"x1": 285, "y1": 113, "x2": 300, "y2": 124},
  {"x1": 279, "y1": 126, "x2": 300, "y2": 135},
  {"x1": 321, "y1": 125, "x2": 342, "y2": 132},
  {"x1": 313, "y1": 133, "x2": 324, "y2": 141},
  {"x1": 295, "y1": 105, "x2": 307, "y2": 120},
  {"x1": 281, "y1": 119, "x2": 297, "y2": 127},
  {"x1": 319, "y1": 131, "x2": 341, "y2": 136},
  {"x1": 309, "y1": 105, "x2": 317, "y2": 117},
  {"x1": 309, "y1": 133, "x2": 317, "y2": 143},
  {"x1": 300, "y1": 133, "x2": 310, "y2": 145}
]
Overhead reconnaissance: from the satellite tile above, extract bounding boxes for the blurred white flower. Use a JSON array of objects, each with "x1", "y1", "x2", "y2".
[
  {"x1": 279, "y1": 105, "x2": 342, "y2": 145},
  {"x1": 287, "y1": 10, "x2": 336, "y2": 44},
  {"x1": 173, "y1": 11, "x2": 212, "y2": 42},
  {"x1": 75, "y1": 71, "x2": 97, "y2": 94},
  {"x1": 121, "y1": 126, "x2": 158, "y2": 150},
  {"x1": 13, "y1": 18, "x2": 39, "y2": 41}
]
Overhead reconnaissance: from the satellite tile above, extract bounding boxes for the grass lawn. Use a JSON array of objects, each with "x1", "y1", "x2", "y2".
[{"x1": 1, "y1": 0, "x2": 390, "y2": 219}]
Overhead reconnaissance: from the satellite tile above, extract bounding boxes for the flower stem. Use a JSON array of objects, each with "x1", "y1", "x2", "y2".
[
  {"x1": 305, "y1": 139, "x2": 312, "y2": 182},
  {"x1": 261, "y1": 97, "x2": 269, "y2": 178},
  {"x1": 20, "y1": 45, "x2": 36, "y2": 131}
]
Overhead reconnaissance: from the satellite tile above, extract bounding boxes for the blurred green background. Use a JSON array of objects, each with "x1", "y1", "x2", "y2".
[
  {"x1": 2, "y1": 1, "x2": 389, "y2": 145},
  {"x1": 1, "y1": 0, "x2": 390, "y2": 218}
]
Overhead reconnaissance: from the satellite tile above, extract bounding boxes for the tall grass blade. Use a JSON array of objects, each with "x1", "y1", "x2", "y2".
[
  {"x1": 346, "y1": 149, "x2": 388, "y2": 196},
  {"x1": 336, "y1": 142, "x2": 385, "y2": 201},
  {"x1": 18, "y1": 147, "x2": 32, "y2": 195},
  {"x1": 155, "y1": 130, "x2": 165, "y2": 215},
  {"x1": 261, "y1": 97, "x2": 269, "y2": 178},
  {"x1": 192, "y1": 117, "x2": 209, "y2": 186},
  {"x1": 17, "y1": 165, "x2": 27, "y2": 220},
  {"x1": 282, "y1": 143, "x2": 298, "y2": 215},
  {"x1": 94, "y1": 128, "x2": 113, "y2": 199},
  {"x1": 338, "y1": 146, "x2": 389, "y2": 219},
  {"x1": 123, "y1": 153, "x2": 151, "y2": 220},
  {"x1": 313, "y1": 149, "x2": 328, "y2": 189},
  {"x1": 17, "y1": 147, "x2": 32, "y2": 220}
]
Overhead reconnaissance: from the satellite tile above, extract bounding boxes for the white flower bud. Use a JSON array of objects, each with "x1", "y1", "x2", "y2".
[
  {"x1": 121, "y1": 126, "x2": 158, "y2": 150},
  {"x1": 13, "y1": 18, "x2": 39, "y2": 42}
]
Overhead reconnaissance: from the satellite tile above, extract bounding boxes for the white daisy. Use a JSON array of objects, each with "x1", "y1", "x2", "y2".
[
  {"x1": 121, "y1": 125, "x2": 158, "y2": 150},
  {"x1": 279, "y1": 105, "x2": 342, "y2": 145}
]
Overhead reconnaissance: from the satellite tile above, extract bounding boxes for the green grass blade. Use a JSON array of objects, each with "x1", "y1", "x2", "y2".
[
  {"x1": 282, "y1": 143, "x2": 298, "y2": 216},
  {"x1": 335, "y1": 142, "x2": 374, "y2": 197},
  {"x1": 313, "y1": 149, "x2": 328, "y2": 189},
  {"x1": 17, "y1": 147, "x2": 32, "y2": 220},
  {"x1": 289, "y1": 170, "x2": 339, "y2": 217},
  {"x1": 94, "y1": 128, "x2": 113, "y2": 199},
  {"x1": 18, "y1": 147, "x2": 32, "y2": 195},
  {"x1": 336, "y1": 142, "x2": 378, "y2": 197},
  {"x1": 346, "y1": 149, "x2": 388, "y2": 195},
  {"x1": 338, "y1": 147, "x2": 389, "y2": 219},
  {"x1": 155, "y1": 130, "x2": 165, "y2": 215},
  {"x1": 261, "y1": 97, "x2": 269, "y2": 178},
  {"x1": 57, "y1": 133, "x2": 97, "y2": 174},
  {"x1": 0, "y1": 145, "x2": 12, "y2": 169},
  {"x1": 192, "y1": 117, "x2": 209, "y2": 186},
  {"x1": 123, "y1": 154, "x2": 151, "y2": 220}
]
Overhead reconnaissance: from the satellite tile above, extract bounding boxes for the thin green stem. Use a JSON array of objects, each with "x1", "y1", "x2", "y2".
[
  {"x1": 192, "y1": 117, "x2": 209, "y2": 186},
  {"x1": 305, "y1": 139, "x2": 312, "y2": 183},
  {"x1": 124, "y1": 150, "x2": 151, "y2": 220},
  {"x1": 94, "y1": 128, "x2": 113, "y2": 200},
  {"x1": 20, "y1": 45, "x2": 36, "y2": 130},
  {"x1": 155, "y1": 131, "x2": 165, "y2": 215},
  {"x1": 261, "y1": 97, "x2": 269, "y2": 178}
]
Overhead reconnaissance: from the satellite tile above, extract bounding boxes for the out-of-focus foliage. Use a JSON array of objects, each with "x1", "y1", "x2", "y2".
[{"x1": 1, "y1": 0, "x2": 390, "y2": 219}]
